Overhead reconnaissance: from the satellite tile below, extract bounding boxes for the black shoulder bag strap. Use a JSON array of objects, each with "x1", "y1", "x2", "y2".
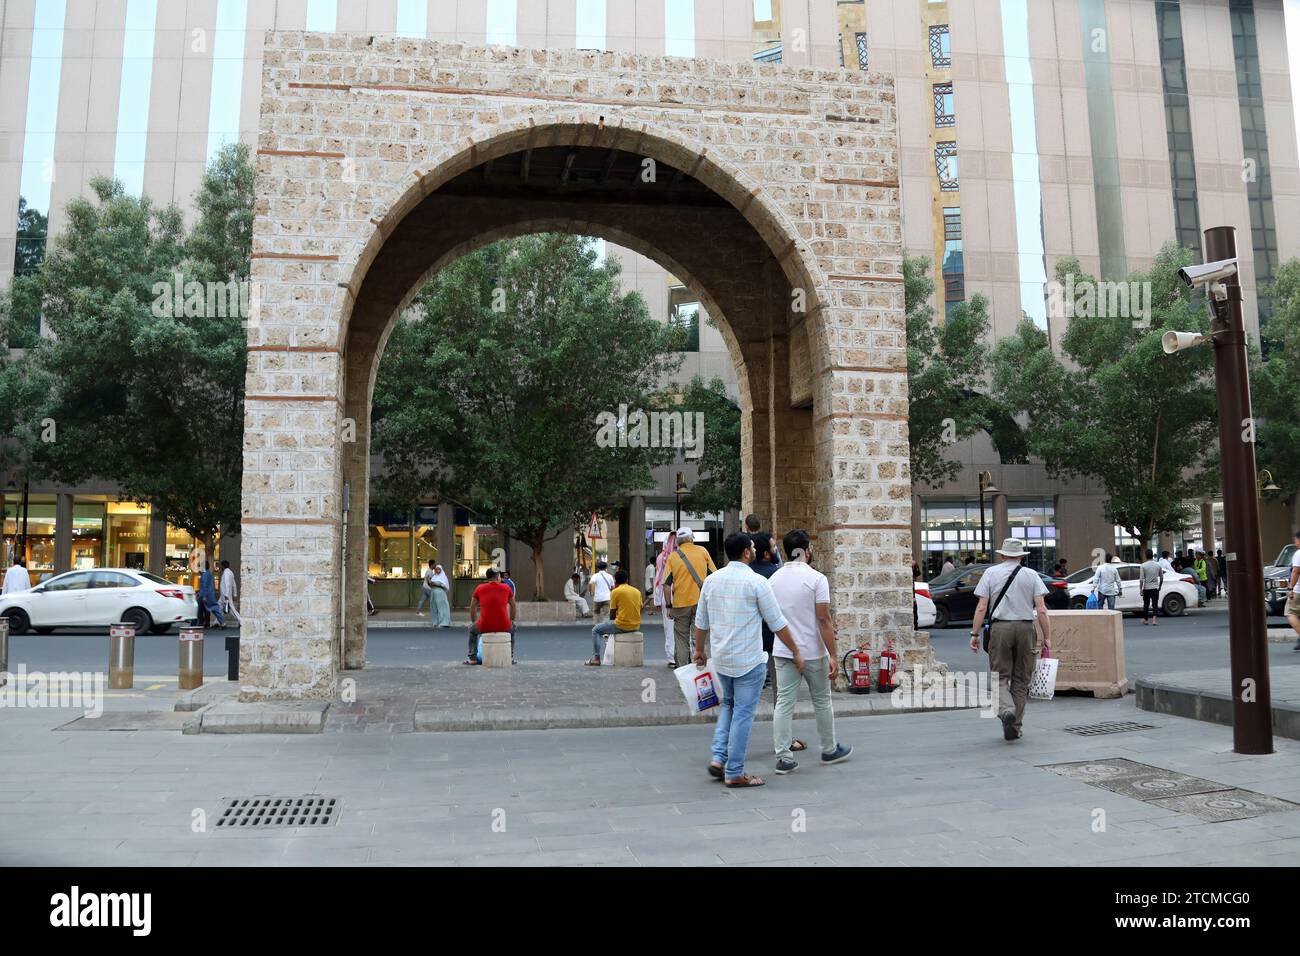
[{"x1": 982, "y1": 564, "x2": 1024, "y2": 653}]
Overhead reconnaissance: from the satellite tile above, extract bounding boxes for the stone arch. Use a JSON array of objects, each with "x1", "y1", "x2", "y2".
[{"x1": 241, "y1": 35, "x2": 921, "y2": 700}]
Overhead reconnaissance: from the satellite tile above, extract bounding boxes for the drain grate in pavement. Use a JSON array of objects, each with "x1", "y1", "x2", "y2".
[
  {"x1": 1039, "y1": 758, "x2": 1300, "y2": 823},
  {"x1": 1062, "y1": 721, "x2": 1157, "y2": 736},
  {"x1": 215, "y1": 796, "x2": 340, "y2": 829}
]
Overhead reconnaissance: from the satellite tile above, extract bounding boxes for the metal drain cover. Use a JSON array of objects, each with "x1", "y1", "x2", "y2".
[
  {"x1": 1094, "y1": 771, "x2": 1227, "y2": 800},
  {"x1": 1062, "y1": 721, "x2": 1157, "y2": 736},
  {"x1": 1040, "y1": 758, "x2": 1151, "y2": 783},
  {"x1": 1148, "y1": 789, "x2": 1300, "y2": 822},
  {"x1": 215, "y1": 796, "x2": 340, "y2": 829}
]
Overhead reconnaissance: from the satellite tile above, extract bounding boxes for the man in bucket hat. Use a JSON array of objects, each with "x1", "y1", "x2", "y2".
[{"x1": 968, "y1": 538, "x2": 1053, "y2": 741}]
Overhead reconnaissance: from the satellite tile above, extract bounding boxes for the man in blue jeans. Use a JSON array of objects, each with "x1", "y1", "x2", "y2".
[{"x1": 693, "y1": 532, "x2": 802, "y2": 788}]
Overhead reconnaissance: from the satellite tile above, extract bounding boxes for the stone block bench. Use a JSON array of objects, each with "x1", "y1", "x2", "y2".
[
  {"x1": 613, "y1": 631, "x2": 644, "y2": 667},
  {"x1": 480, "y1": 632, "x2": 513, "y2": 667}
]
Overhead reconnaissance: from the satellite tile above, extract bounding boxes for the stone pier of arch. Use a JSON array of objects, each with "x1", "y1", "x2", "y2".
[{"x1": 239, "y1": 31, "x2": 939, "y2": 701}]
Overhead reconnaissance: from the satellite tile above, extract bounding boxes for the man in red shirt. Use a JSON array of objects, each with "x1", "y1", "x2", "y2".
[{"x1": 465, "y1": 568, "x2": 517, "y2": 665}]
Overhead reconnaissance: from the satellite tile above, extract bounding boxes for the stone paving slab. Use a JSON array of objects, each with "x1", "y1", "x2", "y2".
[
  {"x1": 1136, "y1": 668, "x2": 1300, "y2": 740},
  {"x1": 196, "y1": 701, "x2": 329, "y2": 735},
  {"x1": 330, "y1": 662, "x2": 977, "y2": 733}
]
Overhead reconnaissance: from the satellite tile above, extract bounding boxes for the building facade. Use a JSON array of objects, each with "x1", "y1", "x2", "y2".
[{"x1": 2, "y1": 0, "x2": 1297, "y2": 602}]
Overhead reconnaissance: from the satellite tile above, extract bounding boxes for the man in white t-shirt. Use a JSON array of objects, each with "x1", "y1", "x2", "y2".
[
  {"x1": 589, "y1": 561, "x2": 615, "y2": 623},
  {"x1": 767, "y1": 529, "x2": 852, "y2": 774},
  {"x1": 1286, "y1": 530, "x2": 1300, "y2": 650},
  {"x1": 2, "y1": 558, "x2": 31, "y2": 595}
]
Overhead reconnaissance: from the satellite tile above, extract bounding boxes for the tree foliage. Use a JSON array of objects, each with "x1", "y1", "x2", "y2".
[
  {"x1": 371, "y1": 234, "x2": 683, "y2": 597},
  {"x1": 904, "y1": 254, "x2": 995, "y2": 487},
  {"x1": 1255, "y1": 258, "x2": 1300, "y2": 503},
  {"x1": 676, "y1": 375, "x2": 741, "y2": 515},
  {"x1": 991, "y1": 245, "x2": 1219, "y2": 543}
]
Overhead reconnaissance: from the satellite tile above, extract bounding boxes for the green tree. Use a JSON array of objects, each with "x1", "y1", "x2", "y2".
[
  {"x1": 991, "y1": 244, "x2": 1219, "y2": 545},
  {"x1": 372, "y1": 234, "x2": 683, "y2": 598},
  {"x1": 677, "y1": 375, "x2": 741, "y2": 514},
  {"x1": 1255, "y1": 259, "x2": 1300, "y2": 506},
  {"x1": 2, "y1": 143, "x2": 253, "y2": 557},
  {"x1": 904, "y1": 255, "x2": 996, "y2": 487}
]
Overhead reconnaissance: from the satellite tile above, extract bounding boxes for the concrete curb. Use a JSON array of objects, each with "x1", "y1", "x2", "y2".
[
  {"x1": 411, "y1": 696, "x2": 982, "y2": 732},
  {"x1": 1135, "y1": 676, "x2": 1300, "y2": 741},
  {"x1": 195, "y1": 700, "x2": 330, "y2": 734}
]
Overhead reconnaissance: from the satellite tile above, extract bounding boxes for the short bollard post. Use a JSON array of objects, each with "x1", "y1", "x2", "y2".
[
  {"x1": 481, "y1": 632, "x2": 513, "y2": 667},
  {"x1": 614, "y1": 631, "x2": 645, "y2": 667},
  {"x1": 0, "y1": 617, "x2": 9, "y2": 688},
  {"x1": 109, "y1": 623, "x2": 136, "y2": 689},
  {"x1": 178, "y1": 627, "x2": 204, "y2": 690},
  {"x1": 224, "y1": 633, "x2": 240, "y2": 681}
]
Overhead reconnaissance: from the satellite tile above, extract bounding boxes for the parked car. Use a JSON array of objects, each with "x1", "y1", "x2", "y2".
[
  {"x1": 927, "y1": 564, "x2": 1070, "y2": 629},
  {"x1": 1265, "y1": 545, "x2": 1297, "y2": 618},
  {"x1": 914, "y1": 581, "x2": 937, "y2": 629},
  {"x1": 1062, "y1": 562, "x2": 1197, "y2": 617},
  {"x1": 0, "y1": 568, "x2": 198, "y2": 635}
]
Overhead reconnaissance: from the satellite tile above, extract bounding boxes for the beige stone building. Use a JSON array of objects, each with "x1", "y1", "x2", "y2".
[{"x1": 2, "y1": 0, "x2": 1298, "y2": 605}]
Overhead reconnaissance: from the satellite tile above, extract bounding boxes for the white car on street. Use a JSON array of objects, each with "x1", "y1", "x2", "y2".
[
  {"x1": 1062, "y1": 563, "x2": 1199, "y2": 618},
  {"x1": 914, "y1": 581, "x2": 937, "y2": 629},
  {"x1": 0, "y1": 568, "x2": 199, "y2": 635}
]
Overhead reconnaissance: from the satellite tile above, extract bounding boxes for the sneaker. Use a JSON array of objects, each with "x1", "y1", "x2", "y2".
[
  {"x1": 1000, "y1": 711, "x2": 1018, "y2": 741},
  {"x1": 775, "y1": 758, "x2": 798, "y2": 775},
  {"x1": 820, "y1": 744, "x2": 853, "y2": 765}
]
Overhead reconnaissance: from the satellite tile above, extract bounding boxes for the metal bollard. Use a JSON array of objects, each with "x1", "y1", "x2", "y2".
[
  {"x1": 224, "y1": 634, "x2": 240, "y2": 682},
  {"x1": 178, "y1": 627, "x2": 204, "y2": 690},
  {"x1": 109, "y1": 623, "x2": 136, "y2": 689},
  {"x1": 0, "y1": 617, "x2": 8, "y2": 688}
]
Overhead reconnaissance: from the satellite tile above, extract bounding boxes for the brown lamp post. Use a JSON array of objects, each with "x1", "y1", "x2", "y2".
[{"x1": 1164, "y1": 225, "x2": 1273, "y2": 755}]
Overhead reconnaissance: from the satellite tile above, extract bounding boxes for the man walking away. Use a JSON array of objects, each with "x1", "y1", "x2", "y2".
[
  {"x1": 694, "y1": 533, "x2": 800, "y2": 789},
  {"x1": 589, "y1": 561, "x2": 615, "y2": 623},
  {"x1": 749, "y1": 533, "x2": 780, "y2": 693},
  {"x1": 1194, "y1": 551, "x2": 1209, "y2": 605},
  {"x1": 664, "y1": 527, "x2": 717, "y2": 669},
  {"x1": 219, "y1": 560, "x2": 242, "y2": 626},
  {"x1": 1092, "y1": 554, "x2": 1121, "y2": 610},
  {"x1": 653, "y1": 531, "x2": 679, "y2": 666},
  {"x1": 1139, "y1": 549, "x2": 1163, "y2": 626},
  {"x1": 1286, "y1": 530, "x2": 1300, "y2": 651},
  {"x1": 198, "y1": 561, "x2": 224, "y2": 628},
  {"x1": 969, "y1": 538, "x2": 1052, "y2": 741},
  {"x1": 465, "y1": 568, "x2": 516, "y2": 664},
  {"x1": 564, "y1": 573, "x2": 591, "y2": 619},
  {"x1": 745, "y1": 513, "x2": 781, "y2": 566},
  {"x1": 587, "y1": 568, "x2": 641, "y2": 665},
  {"x1": 768, "y1": 529, "x2": 851, "y2": 774},
  {"x1": 2, "y1": 557, "x2": 31, "y2": 595},
  {"x1": 1216, "y1": 549, "x2": 1228, "y2": 595},
  {"x1": 416, "y1": 559, "x2": 437, "y2": 616}
]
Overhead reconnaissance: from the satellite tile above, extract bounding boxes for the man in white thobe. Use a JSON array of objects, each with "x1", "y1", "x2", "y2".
[{"x1": 3, "y1": 559, "x2": 31, "y2": 595}]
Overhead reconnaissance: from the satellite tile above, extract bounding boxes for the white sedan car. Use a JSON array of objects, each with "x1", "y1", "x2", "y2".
[
  {"x1": 1063, "y1": 563, "x2": 1199, "y2": 617},
  {"x1": 914, "y1": 581, "x2": 937, "y2": 628},
  {"x1": 0, "y1": 568, "x2": 199, "y2": 635}
]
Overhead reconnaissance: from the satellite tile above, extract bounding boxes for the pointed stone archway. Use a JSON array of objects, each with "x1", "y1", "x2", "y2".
[{"x1": 240, "y1": 33, "x2": 922, "y2": 700}]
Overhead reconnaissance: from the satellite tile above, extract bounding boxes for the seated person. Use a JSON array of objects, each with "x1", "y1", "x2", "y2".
[
  {"x1": 564, "y1": 572, "x2": 591, "y2": 618},
  {"x1": 586, "y1": 569, "x2": 641, "y2": 666}
]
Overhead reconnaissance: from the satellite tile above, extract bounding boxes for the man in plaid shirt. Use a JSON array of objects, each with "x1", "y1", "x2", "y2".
[{"x1": 694, "y1": 532, "x2": 802, "y2": 788}]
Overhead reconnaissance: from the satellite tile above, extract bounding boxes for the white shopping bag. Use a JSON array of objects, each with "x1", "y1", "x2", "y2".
[
  {"x1": 674, "y1": 659, "x2": 721, "y2": 713},
  {"x1": 1029, "y1": 649, "x2": 1059, "y2": 700},
  {"x1": 601, "y1": 632, "x2": 615, "y2": 666}
]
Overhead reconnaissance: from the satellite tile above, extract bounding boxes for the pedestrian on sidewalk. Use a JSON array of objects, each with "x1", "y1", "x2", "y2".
[
  {"x1": 695, "y1": 532, "x2": 799, "y2": 788},
  {"x1": 587, "y1": 568, "x2": 641, "y2": 665},
  {"x1": 429, "y1": 563, "x2": 451, "y2": 627},
  {"x1": 198, "y1": 561, "x2": 224, "y2": 628},
  {"x1": 416, "y1": 559, "x2": 438, "y2": 616},
  {"x1": 564, "y1": 573, "x2": 591, "y2": 619},
  {"x1": 3, "y1": 556, "x2": 30, "y2": 594},
  {"x1": 664, "y1": 527, "x2": 717, "y2": 667},
  {"x1": 218, "y1": 560, "x2": 242, "y2": 626},
  {"x1": 968, "y1": 538, "x2": 1052, "y2": 742},
  {"x1": 1286, "y1": 530, "x2": 1300, "y2": 651},
  {"x1": 745, "y1": 513, "x2": 781, "y2": 566},
  {"x1": 941, "y1": 555, "x2": 955, "y2": 575},
  {"x1": 653, "y1": 531, "x2": 679, "y2": 666},
  {"x1": 1159, "y1": 550, "x2": 1177, "y2": 574},
  {"x1": 1194, "y1": 551, "x2": 1210, "y2": 604},
  {"x1": 589, "y1": 561, "x2": 615, "y2": 623},
  {"x1": 768, "y1": 529, "x2": 851, "y2": 775},
  {"x1": 1139, "y1": 549, "x2": 1163, "y2": 626},
  {"x1": 465, "y1": 568, "x2": 516, "y2": 665},
  {"x1": 748, "y1": 533, "x2": 780, "y2": 697},
  {"x1": 1091, "y1": 554, "x2": 1121, "y2": 610},
  {"x1": 1216, "y1": 549, "x2": 1228, "y2": 595}
]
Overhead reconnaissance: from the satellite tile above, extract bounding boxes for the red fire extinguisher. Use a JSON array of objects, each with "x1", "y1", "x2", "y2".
[
  {"x1": 877, "y1": 640, "x2": 898, "y2": 693},
  {"x1": 844, "y1": 647, "x2": 872, "y2": 695}
]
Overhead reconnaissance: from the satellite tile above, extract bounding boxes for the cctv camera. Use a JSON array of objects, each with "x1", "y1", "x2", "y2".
[
  {"x1": 1162, "y1": 330, "x2": 1207, "y2": 354},
  {"x1": 1178, "y1": 258, "x2": 1237, "y2": 289}
]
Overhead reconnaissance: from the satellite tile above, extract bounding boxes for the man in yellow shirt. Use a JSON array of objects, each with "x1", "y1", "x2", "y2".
[
  {"x1": 663, "y1": 527, "x2": 718, "y2": 668},
  {"x1": 587, "y1": 568, "x2": 642, "y2": 665}
]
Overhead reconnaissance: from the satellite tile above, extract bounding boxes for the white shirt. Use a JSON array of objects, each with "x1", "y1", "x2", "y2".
[
  {"x1": 591, "y1": 570, "x2": 614, "y2": 603},
  {"x1": 2, "y1": 564, "x2": 31, "y2": 595},
  {"x1": 220, "y1": 567, "x2": 237, "y2": 600},
  {"x1": 1292, "y1": 549, "x2": 1300, "y2": 594},
  {"x1": 693, "y1": 562, "x2": 788, "y2": 678},
  {"x1": 974, "y1": 560, "x2": 1048, "y2": 621},
  {"x1": 768, "y1": 560, "x2": 831, "y2": 660},
  {"x1": 564, "y1": 579, "x2": 581, "y2": 602},
  {"x1": 1159, "y1": 558, "x2": 1176, "y2": 573},
  {"x1": 429, "y1": 568, "x2": 449, "y2": 590},
  {"x1": 1093, "y1": 562, "x2": 1121, "y2": 596}
]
